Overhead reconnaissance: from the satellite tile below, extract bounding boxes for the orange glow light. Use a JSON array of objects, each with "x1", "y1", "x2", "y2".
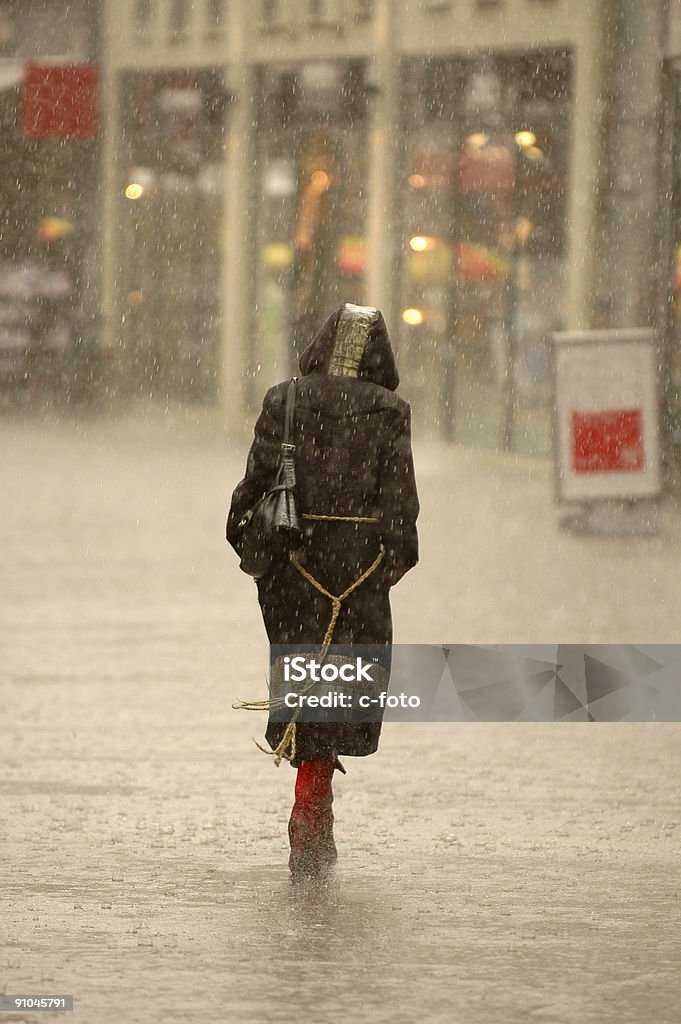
[
  {"x1": 310, "y1": 170, "x2": 330, "y2": 192},
  {"x1": 402, "y1": 307, "x2": 424, "y2": 326},
  {"x1": 409, "y1": 235, "x2": 437, "y2": 253},
  {"x1": 515, "y1": 130, "x2": 537, "y2": 148}
]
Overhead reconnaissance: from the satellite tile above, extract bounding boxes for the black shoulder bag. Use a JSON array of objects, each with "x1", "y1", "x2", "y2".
[{"x1": 237, "y1": 378, "x2": 302, "y2": 579}]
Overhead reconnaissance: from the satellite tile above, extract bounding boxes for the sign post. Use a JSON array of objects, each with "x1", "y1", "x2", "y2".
[{"x1": 552, "y1": 329, "x2": 661, "y2": 533}]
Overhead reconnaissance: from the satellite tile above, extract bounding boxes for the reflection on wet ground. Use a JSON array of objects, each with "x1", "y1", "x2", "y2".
[{"x1": 2, "y1": 410, "x2": 680, "y2": 1023}]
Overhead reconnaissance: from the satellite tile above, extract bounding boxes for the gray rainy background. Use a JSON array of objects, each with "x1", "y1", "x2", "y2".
[{"x1": 2, "y1": 3, "x2": 681, "y2": 1024}]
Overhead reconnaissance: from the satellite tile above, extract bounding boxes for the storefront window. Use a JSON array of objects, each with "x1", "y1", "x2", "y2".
[
  {"x1": 399, "y1": 51, "x2": 571, "y2": 454},
  {"x1": 309, "y1": 0, "x2": 333, "y2": 18},
  {"x1": 205, "y1": 0, "x2": 226, "y2": 38},
  {"x1": 251, "y1": 61, "x2": 370, "y2": 403},
  {"x1": 169, "y1": 0, "x2": 190, "y2": 44},
  {"x1": 134, "y1": 0, "x2": 154, "y2": 44},
  {"x1": 120, "y1": 69, "x2": 225, "y2": 400},
  {"x1": 0, "y1": 65, "x2": 100, "y2": 394},
  {"x1": 262, "y1": 0, "x2": 280, "y2": 24},
  {"x1": 355, "y1": 0, "x2": 373, "y2": 18}
]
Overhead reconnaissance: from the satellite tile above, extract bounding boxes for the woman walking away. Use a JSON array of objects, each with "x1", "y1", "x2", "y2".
[{"x1": 227, "y1": 303, "x2": 419, "y2": 878}]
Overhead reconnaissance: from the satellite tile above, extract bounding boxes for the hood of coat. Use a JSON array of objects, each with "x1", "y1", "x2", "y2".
[{"x1": 298, "y1": 303, "x2": 400, "y2": 392}]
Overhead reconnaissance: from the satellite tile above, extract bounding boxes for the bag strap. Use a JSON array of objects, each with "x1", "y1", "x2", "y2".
[{"x1": 283, "y1": 376, "x2": 297, "y2": 447}]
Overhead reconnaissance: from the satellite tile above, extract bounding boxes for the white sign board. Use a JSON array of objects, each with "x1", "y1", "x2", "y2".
[{"x1": 552, "y1": 329, "x2": 661, "y2": 501}]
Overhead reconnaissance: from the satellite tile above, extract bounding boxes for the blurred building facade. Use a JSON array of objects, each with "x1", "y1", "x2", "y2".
[
  {"x1": 100, "y1": 0, "x2": 677, "y2": 453},
  {"x1": 0, "y1": 0, "x2": 101, "y2": 393}
]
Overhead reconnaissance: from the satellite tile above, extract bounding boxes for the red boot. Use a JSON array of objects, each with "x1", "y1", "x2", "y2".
[{"x1": 288, "y1": 759, "x2": 337, "y2": 877}]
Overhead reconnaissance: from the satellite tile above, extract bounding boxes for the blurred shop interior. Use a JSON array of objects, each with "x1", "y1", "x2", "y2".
[
  {"x1": 0, "y1": 0, "x2": 100, "y2": 396},
  {"x1": 3, "y1": 0, "x2": 681, "y2": 470},
  {"x1": 219, "y1": 51, "x2": 570, "y2": 454}
]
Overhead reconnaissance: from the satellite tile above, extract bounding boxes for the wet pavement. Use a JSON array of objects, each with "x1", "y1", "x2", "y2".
[{"x1": 2, "y1": 401, "x2": 680, "y2": 1023}]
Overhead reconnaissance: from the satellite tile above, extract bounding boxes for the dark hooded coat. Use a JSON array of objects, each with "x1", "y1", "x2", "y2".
[{"x1": 227, "y1": 304, "x2": 419, "y2": 764}]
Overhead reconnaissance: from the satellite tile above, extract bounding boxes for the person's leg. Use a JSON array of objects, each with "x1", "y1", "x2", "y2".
[{"x1": 288, "y1": 758, "x2": 337, "y2": 876}]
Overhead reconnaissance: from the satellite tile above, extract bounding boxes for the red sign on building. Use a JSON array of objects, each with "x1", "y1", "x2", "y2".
[
  {"x1": 458, "y1": 146, "x2": 514, "y2": 194},
  {"x1": 23, "y1": 63, "x2": 99, "y2": 140},
  {"x1": 571, "y1": 409, "x2": 645, "y2": 474}
]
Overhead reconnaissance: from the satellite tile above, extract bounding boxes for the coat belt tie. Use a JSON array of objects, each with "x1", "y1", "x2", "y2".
[
  {"x1": 232, "y1": 513, "x2": 385, "y2": 767},
  {"x1": 291, "y1": 539, "x2": 384, "y2": 656}
]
